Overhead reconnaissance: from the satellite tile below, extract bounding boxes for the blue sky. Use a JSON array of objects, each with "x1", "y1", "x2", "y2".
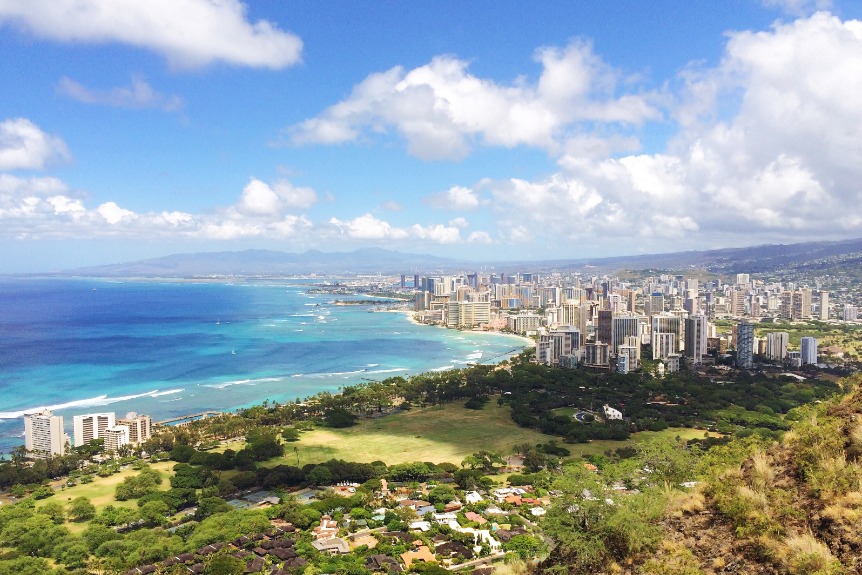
[{"x1": 1, "y1": 0, "x2": 861, "y2": 272}]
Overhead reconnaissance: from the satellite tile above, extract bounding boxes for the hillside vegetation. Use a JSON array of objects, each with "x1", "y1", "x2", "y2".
[{"x1": 539, "y1": 373, "x2": 862, "y2": 574}]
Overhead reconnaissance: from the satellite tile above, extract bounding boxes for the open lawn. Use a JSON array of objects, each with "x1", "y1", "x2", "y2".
[
  {"x1": 265, "y1": 402, "x2": 723, "y2": 468},
  {"x1": 35, "y1": 461, "x2": 175, "y2": 533},
  {"x1": 268, "y1": 402, "x2": 561, "y2": 467},
  {"x1": 560, "y1": 427, "x2": 720, "y2": 459}
]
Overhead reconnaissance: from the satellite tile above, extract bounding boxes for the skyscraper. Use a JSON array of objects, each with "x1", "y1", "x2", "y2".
[
  {"x1": 117, "y1": 413, "x2": 152, "y2": 445},
  {"x1": 597, "y1": 310, "x2": 613, "y2": 345},
  {"x1": 24, "y1": 410, "x2": 67, "y2": 458},
  {"x1": 73, "y1": 412, "x2": 116, "y2": 447},
  {"x1": 819, "y1": 291, "x2": 829, "y2": 320},
  {"x1": 801, "y1": 337, "x2": 818, "y2": 365},
  {"x1": 612, "y1": 313, "x2": 640, "y2": 355},
  {"x1": 684, "y1": 314, "x2": 708, "y2": 364},
  {"x1": 766, "y1": 332, "x2": 789, "y2": 361},
  {"x1": 736, "y1": 322, "x2": 755, "y2": 369}
]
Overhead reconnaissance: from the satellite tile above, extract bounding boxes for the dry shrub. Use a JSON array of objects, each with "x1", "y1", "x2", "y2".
[
  {"x1": 736, "y1": 485, "x2": 769, "y2": 511},
  {"x1": 782, "y1": 532, "x2": 844, "y2": 575},
  {"x1": 846, "y1": 421, "x2": 862, "y2": 460},
  {"x1": 749, "y1": 451, "x2": 775, "y2": 491},
  {"x1": 640, "y1": 541, "x2": 705, "y2": 575},
  {"x1": 822, "y1": 490, "x2": 862, "y2": 525},
  {"x1": 667, "y1": 489, "x2": 706, "y2": 518},
  {"x1": 494, "y1": 559, "x2": 529, "y2": 575},
  {"x1": 809, "y1": 456, "x2": 862, "y2": 499}
]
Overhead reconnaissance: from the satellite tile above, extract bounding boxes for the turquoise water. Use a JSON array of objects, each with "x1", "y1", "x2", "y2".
[{"x1": 0, "y1": 278, "x2": 527, "y2": 453}]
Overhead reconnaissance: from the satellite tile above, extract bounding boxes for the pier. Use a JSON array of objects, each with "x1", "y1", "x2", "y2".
[{"x1": 155, "y1": 411, "x2": 223, "y2": 427}]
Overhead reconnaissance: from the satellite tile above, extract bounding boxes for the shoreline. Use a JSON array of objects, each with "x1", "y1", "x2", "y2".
[
  {"x1": 381, "y1": 308, "x2": 535, "y2": 348},
  {"x1": 0, "y1": 287, "x2": 532, "y2": 452}
]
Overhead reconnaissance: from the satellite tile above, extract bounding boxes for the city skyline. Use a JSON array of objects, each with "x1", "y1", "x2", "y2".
[{"x1": 2, "y1": 0, "x2": 862, "y2": 272}]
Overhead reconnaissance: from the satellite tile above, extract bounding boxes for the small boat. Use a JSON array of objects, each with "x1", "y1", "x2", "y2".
[{"x1": 231, "y1": 348, "x2": 236, "y2": 355}]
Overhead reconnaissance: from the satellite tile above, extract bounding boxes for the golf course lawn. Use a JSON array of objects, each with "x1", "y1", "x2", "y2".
[
  {"x1": 34, "y1": 460, "x2": 176, "y2": 533},
  {"x1": 266, "y1": 401, "x2": 720, "y2": 467}
]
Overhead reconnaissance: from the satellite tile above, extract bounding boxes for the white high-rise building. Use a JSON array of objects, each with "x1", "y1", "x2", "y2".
[
  {"x1": 684, "y1": 314, "x2": 708, "y2": 364},
  {"x1": 73, "y1": 412, "x2": 116, "y2": 447},
  {"x1": 446, "y1": 301, "x2": 491, "y2": 328},
  {"x1": 537, "y1": 326, "x2": 581, "y2": 366},
  {"x1": 819, "y1": 291, "x2": 829, "y2": 320},
  {"x1": 618, "y1": 344, "x2": 640, "y2": 371},
  {"x1": 611, "y1": 314, "x2": 640, "y2": 355},
  {"x1": 801, "y1": 337, "x2": 818, "y2": 365},
  {"x1": 843, "y1": 304, "x2": 858, "y2": 322},
  {"x1": 117, "y1": 413, "x2": 152, "y2": 445},
  {"x1": 652, "y1": 332, "x2": 677, "y2": 360},
  {"x1": 766, "y1": 332, "x2": 789, "y2": 361},
  {"x1": 24, "y1": 410, "x2": 67, "y2": 458},
  {"x1": 103, "y1": 425, "x2": 130, "y2": 454}
]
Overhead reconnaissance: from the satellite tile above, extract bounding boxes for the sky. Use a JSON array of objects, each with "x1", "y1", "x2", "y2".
[{"x1": 1, "y1": 0, "x2": 862, "y2": 272}]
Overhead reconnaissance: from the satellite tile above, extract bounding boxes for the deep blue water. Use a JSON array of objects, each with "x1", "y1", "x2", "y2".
[{"x1": 0, "y1": 278, "x2": 527, "y2": 454}]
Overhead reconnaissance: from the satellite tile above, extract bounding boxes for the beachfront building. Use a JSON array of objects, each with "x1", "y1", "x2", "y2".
[
  {"x1": 117, "y1": 412, "x2": 152, "y2": 445},
  {"x1": 73, "y1": 412, "x2": 115, "y2": 447},
  {"x1": 446, "y1": 301, "x2": 491, "y2": 329},
  {"x1": 24, "y1": 409, "x2": 67, "y2": 458},
  {"x1": 506, "y1": 311, "x2": 542, "y2": 335},
  {"x1": 103, "y1": 425, "x2": 130, "y2": 454}
]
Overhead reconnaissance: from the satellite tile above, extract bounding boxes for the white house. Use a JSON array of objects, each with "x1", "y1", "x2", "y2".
[{"x1": 603, "y1": 404, "x2": 623, "y2": 420}]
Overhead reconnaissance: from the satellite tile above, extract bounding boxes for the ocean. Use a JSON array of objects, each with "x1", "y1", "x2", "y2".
[{"x1": 0, "y1": 278, "x2": 528, "y2": 454}]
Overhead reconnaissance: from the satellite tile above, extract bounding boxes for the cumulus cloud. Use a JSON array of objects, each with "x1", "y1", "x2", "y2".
[
  {"x1": 288, "y1": 41, "x2": 659, "y2": 160},
  {"x1": 426, "y1": 185, "x2": 481, "y2": 210},
  {"x1": 0, "y1": 0, "x2": 302, "y2": 69},
  {"x1": 327, "y1": 213, "x2": 467, "y2": 245},
  {"x1": 237, "y1": 177, "x2": 317, "y2": 216},
  {"x1": 0, "y1": 174, "x2": 313, "y2": 240},
  {"x1": 467, "y1": 13, "x2": 862, "y2": 252},
  {"x1": 58, "y1": 76, "x2": 183, "y2": 111},
  {"x1": 0, "y1": 118, "x2": 70, "y2": 170},
  {"x1": 329, "y1": 213, "x2": 409, "y2": 240},
  {"x1": 467, "y1": 231, "x2": 493, "y2": 244}
]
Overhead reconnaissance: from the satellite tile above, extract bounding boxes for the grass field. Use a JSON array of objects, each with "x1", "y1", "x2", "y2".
[
  {"x1": 35, "y1": 460, "x2": 175, "y2": 533},
  {"x1": 268, "y1": 402, "x2": 561, "y2": 467},
  {"x1": 266, "y1": 402, "x2": 720, "y2": 468}
]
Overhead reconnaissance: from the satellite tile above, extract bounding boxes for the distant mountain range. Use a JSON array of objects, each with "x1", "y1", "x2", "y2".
[{"x1": 36, "y1": 237, "x2": 862, "y2": 277}]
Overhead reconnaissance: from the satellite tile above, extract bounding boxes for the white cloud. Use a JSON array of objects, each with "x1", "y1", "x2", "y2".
[
  {"x1": 288, "y1": 41, "x2": 658, "y2": 160},
  {"x1": 97, "y1": 201, "x2": 135, "y2": 224},
  {"x1": 467, "y1": 231, "x2": 493, "y2": 244},
  {"x1": 427, "y1": 185, "x2": 481, "y2": 210},
  {"x1": 58, "y1": 76, "x2": 183, "y2": 111},
  {"x1": 237, "y1": 177, "x2": 317, "y2": 216},
  {"x1": 0, "y1": 0, "x2": 302, "y2": 69},
  {"x1": 409, "y1": 223, "x2": 461, "y2": 244},
  {"x1": 468, "y1": 13, "x2": 862, "y2": 252},
  {"x1": 0, "y1": 174, "x2": 314, "y2": 241},
  {"x1": 329, "y1": 213, "x2": 409, "y2": 240},
  {"x1": 326, "y1": 213, "x2": 469, "y2": 245},
  {"x1": 0, "y1": 118, "x2": 70, "y2": 170}
]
